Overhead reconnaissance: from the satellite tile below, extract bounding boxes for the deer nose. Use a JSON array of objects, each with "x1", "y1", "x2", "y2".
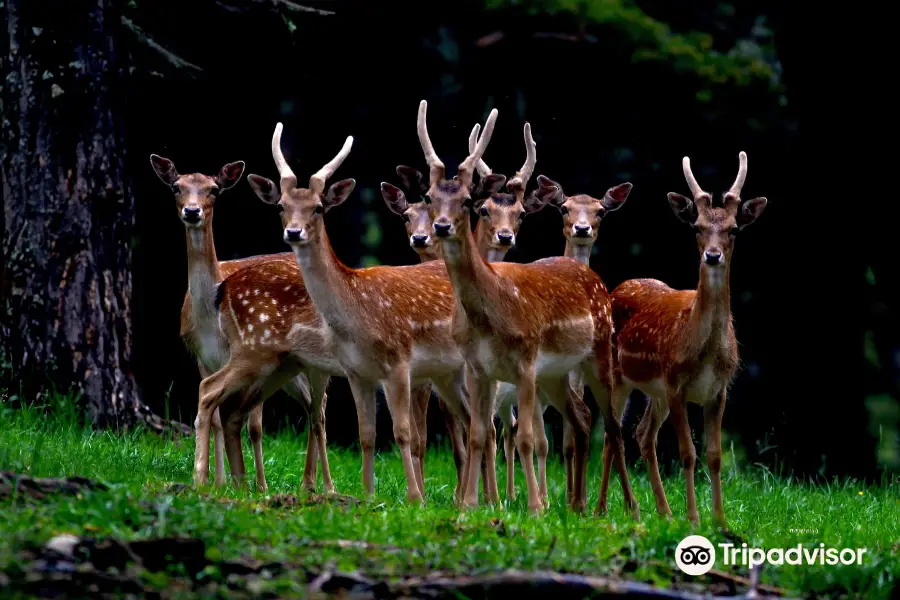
[
  {"x1": 573, "y1": 224, "x2": 592, "y2": 238},
  {"x1": 433, "y1": 222, "x2": 452, "y2": 237},
  {"x1": 284, "y1": 228, "x2": 304, "y2": 243},
  {"x1": 182, "y1": 207, "x2": 202, "y2": 223},
  {"x1": 704, "y1": 250, "x2": 723, "y2": 265},
  {"x1": 411, "y1": 234, "x2": 429, "y2": 248},
  {"x1": 496, "y1": 231, "x2": 514, "y2": 246}
]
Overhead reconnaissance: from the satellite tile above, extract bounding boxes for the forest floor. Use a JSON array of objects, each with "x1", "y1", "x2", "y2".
[{"x1": 0, "y1": 397, "x2": 897, "y2": 599}]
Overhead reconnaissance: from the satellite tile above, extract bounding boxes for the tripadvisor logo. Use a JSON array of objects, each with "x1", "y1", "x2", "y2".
[{"x1": 675, "y1": 535, "x2": 868, "y2": 576}]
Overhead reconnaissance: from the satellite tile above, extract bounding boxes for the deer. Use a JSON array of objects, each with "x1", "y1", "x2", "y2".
[
  {"x1": 493, "y1": 171, "x2": 633, "y2": 508},
  {"x1": 416, "y1": 99, "x2": 639, "y2": 516},
  {"x1": 149, "y1": 155, "x2": 325, "y2": 492},
  {"x1": 380, "y1": 149, "x2": 553, "y2": 504},
  {"x1": 604, "y1": 151, "x2": 767, "y2": 526},
  {"x1": 242, "y1": 123, "x2": 492, "y2": 506}
]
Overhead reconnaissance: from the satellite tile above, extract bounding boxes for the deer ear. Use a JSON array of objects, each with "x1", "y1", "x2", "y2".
[
  {"x1": 248, "y1": 174, "x2": 280, "y2": 205},
  {"x1": 396, "y1": 165, "x2": 427, "y2": 194},
  {"x1": 601, "y1": 182, "x2": 632, "y2": 212},
  {"x1": 150, "y1": 154, "x2": 179, "y2": 186},
  {"x1": 481, "y1": 174, "x2": 507, "y2": 195},
  {"x1": 523, "y1": 187, "x2": 553, "y2": 214},
  {"x1": 667, "y1": 192, "x2": 698, "y2": 226},
  {"x1": 535, "y1": 175, "x2": 565, "y2": 207},
  {"x1": 325, "y1": 178, "x2": 356, "y2": 211},
  {"x1": 216, "y1": 161, "x2": 245, "y2": 191},
  {"x1": 380, "y1": 182, "x2": 409, "y2": 215},
  {"x1": 738, "y1": 197, "x2": 767, "y2": 229}
]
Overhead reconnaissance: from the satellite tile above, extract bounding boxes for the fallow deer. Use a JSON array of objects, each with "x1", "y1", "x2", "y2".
[
  {"x1": 149, "y1": 155, "x2": 321, "y2": 492},
  {"x1": 417, "y1": 100, "x2": 639, "y2": 515},
  {"x1": 495, "y1": 172, "x2": 633, "y2": 507},
  {"x1": 381, "y1": 154, "x2": 552, "y2": 503},
  {"x1": 244, "y1": 124, "x2": 488, "y2": 505},
  {"x1": 607, "y1": 151, "x2": 767, "y2": 526}
]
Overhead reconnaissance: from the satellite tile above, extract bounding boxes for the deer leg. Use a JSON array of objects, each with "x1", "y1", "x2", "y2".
[
  {"x1": 247, "y1": 402, "x2": 267, "y2": 492},
  {"x1": 461, "y1": 370, "x2": 496, "y2": 510},
  {"x1": 219, "y1": 398, "x2": 248, "y2": 490},
  {"x1": 483, "y1": 413, "x2": 500, "y2": 505},
  {"x1": 430, "y1": 371, "x2": 472, "y2": 505},
  {"x1": 637, "y1": 396, "x2": 671, "y2": 517},
  {"x1": 597, "y1": 382, "x2": 630, "y2": 515},
  {"x1": 543, "y1": 376, "x2": 590, "y2": 513},
  {"x1": 383, "y1": 364, "x2": 424, "y2": 504},
  {"x1": 668, "y1": 393, "x2": 698, "y2": 525},
  {"x1": 346, "y1": 374, "x2": 378, "y2": 499},
  {"x1": 495, "y1": 382, "x2": 518, "y2": 503},
  {"x1": 705, "y1": 389, "x2": 727, "y2": 527},
  {"x1": 198, "y1": 362, "x2": 227, "y2": 487},
  {"x1": 584, "y1": 360, "x2": 639, "y2": 520},
  {"x1": 284, "y1": 374, "x2": 318, "y2": 492},
  {"x1": 532, "y1": 397, "x2": 550, "y2": 509},
  {"x1": 195, "y1": 361, "x2": 258, "y2": 487},
  {"x1": 306, "y1": 370, "x2": 334, "y2": 494},
  {"x1": 410, "y1": 383, "x2": 432, "y2": 498},
  {"x1": 513, "y1": 364, "x2": 542, "y2": 514}
]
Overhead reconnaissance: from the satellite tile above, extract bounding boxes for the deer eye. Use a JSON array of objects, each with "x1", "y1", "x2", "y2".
[
  {"x1": 276, "y1": 203, "x2": 284, "y2": 214},
  {"x1": 314, "y1": 204, "x2": 324, "y2": 214},
  {"x1": 422, "y1": 194, "x2": 432, "y2": 205},
  {"x1": 170, "y1": 184, "x2": 181, "y2": 194},
  {"x1": 401, "y1": 214, "x2": 411, "y2": 223},
  {"x1": 728, "y1": 226, "x2": 739, "y2": 236},
  {"x1": 559, "y1": 205, "x2": 569, "y2": 215},
  {"x1": 479, "y1": 206, "x2": 489, "y2": 217},
  {"x1": 518, "y1": 211, "x2": 526, "y2": 221},
  {"x1": 209, "y1": 187, "x2": 220, "y2": 197}
]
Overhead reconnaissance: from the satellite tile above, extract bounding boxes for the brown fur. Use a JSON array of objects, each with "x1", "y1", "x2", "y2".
[
  {"x1": 417, "y1": 101, "x2": 638, "y2": 516},
  {"x1": 601, "y1": 151, "x2": 767, "y2": 526}
]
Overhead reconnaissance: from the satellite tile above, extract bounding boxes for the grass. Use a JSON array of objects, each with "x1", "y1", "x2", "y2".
[{"x1": 0, "y1": 395, "x2": 898, "y2": 599}]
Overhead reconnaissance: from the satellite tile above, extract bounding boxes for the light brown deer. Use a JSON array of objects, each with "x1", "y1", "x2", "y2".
[
  {"x1": 417, "y1": 100, "x2": 639, "y2": 515},
  {"x1": 149, "y1": 155, "x2": 320, "y2": 492},
  {"x1": 381, "y1": 152, "x2": 552, "y2": 504},
  {"x1": 244, "y1": 124, "x2": 488, "y2": 505},
  {"x1": 495, "y1": 173, "x2": 633, "y2": 507},
  {"x1": 606, "y1": 151, "x2": 767, "y2": 525}
]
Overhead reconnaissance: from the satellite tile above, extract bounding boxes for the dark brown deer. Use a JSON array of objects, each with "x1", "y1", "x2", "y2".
[
  {"x1": 418, "y1": 100, "x2": 639, "y2": 515},
  {"x1": 605, "y1": 151, "x2": 767, "y2": 525},
  {"x1": 149, "y1": 155, "x2": 321, "y2": 492}
]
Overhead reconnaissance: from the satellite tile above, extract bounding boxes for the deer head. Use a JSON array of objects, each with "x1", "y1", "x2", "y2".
[
  {"x1": 149, "y1": 154, "x2": 245, "y2": 228},
  {"x1": 381, "y1": 165, "x2": 436, "y2": 256},
  {"x1": 468, "y1": 122, "x2": 549, "y2": 250},
  {"x1": 667, "y1": 151, "x2": 767, "y2": 271},
  {"x1": 247, "y1": 123, "x2": 356, "y2": 246},
  {"x1": 528, "y1": 175, "x2": 632, "y2": 251},
  {"x1": 414, "y1": 100, "x2": 499, "y2": 241}
]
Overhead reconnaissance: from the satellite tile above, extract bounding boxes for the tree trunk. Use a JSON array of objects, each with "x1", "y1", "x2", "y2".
[{"x1": 0, "y1": 0, "x2": 187, "y2": 433}]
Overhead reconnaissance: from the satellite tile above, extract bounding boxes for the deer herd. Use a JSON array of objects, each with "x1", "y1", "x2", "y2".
[{"x1": 150, "y1": 100, "x2": 768, "y2": 528}]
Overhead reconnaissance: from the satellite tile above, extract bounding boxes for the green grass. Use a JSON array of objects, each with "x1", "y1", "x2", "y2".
[{"x1": 1, "y1": 397, "x2": 898, "y2": 598}]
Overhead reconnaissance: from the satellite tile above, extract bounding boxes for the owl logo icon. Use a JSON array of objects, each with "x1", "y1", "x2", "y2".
[{"x1": 675, "y1": 535, "x2": 715, "y2": 575}]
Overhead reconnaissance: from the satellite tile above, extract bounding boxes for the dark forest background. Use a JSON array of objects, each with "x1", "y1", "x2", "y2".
[{"x1": 2, "y1": 0, "x2": 896, "y2": 481}]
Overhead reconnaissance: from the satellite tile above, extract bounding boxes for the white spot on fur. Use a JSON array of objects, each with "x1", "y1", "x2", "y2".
[
  {"x1": 259, "y1": 313, "x2": 269, "y2": 323},
  {"x1": 271, "y1": 299, "x2": 278, "y2": 305},
  {"x1": 264, "y1": 329, "x2": 271, "y2": 338},
  {"x1": 249, "y1": 307, "x2": 255, "y2": 314},
  {"x1": 283, "y1": 286, "x2": 292, "y2": 292},
  {"x1": 248, "y1": 324, "x2": 254, "y2": 332},
  {"x1": 254, "y1": 289, "x2": 260, "y2": 295},
  {"x1": 242, "y1": 300, "x2": 249, "y2": 306},
  {"x1": 237, "y1": 293, "x2": 244, "y2": 300}
]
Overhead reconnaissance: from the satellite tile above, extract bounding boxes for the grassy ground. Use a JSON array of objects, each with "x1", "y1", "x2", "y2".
[{"x1": 0, "y1": 397, "x2": 898, "y2": 599}]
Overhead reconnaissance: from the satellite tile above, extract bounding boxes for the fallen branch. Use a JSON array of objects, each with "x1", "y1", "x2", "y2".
[
  {"x1": 215, "y1": 0, "x2": 335, "y2": 16},
  {"x1": 0, "y1": 472, "x2": 108, "y2": 501}
]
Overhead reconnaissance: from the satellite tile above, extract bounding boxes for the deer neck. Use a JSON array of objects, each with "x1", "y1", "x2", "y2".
[
  {"x1": 686, "y1": 261, "x2": 733, "y2": 347},
  {"x1": 474, "y1": 220, "x2": 509, "y2": 264},
  {"x1": 417, "y1": 244, "x2": 443, "y2": 264},
  {"x1": 564, "y1": 240, "x2": 592, "y2": 266},
  {"x1": 185, "y1": 221, "x2": 223, "y2": 317},
  {"x1": 440, "y1": 219, "x2": 498, "y2": 321},
  {"x1": 291, "y1": 220, "x2": 356, "y2": 331}
]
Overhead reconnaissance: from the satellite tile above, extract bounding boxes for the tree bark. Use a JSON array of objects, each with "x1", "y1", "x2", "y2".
[{"x1": 0, "y1": 0, "x2": 187, "y2": 433}]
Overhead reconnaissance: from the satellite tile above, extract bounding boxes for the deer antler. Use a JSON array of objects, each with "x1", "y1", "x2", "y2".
[
  {"x1": 272, "y1": 123, "x2": 298, "y2": 188},
  {"x1": 468, "y1": 124, "x2": 492, "y2": 177},
  {"x1": 459, "y1": 108, "x2": 498, "y2": 174},
  {"x1": 507, "y1": 122, "x2": 536, "y2": 192},
  {"x1": 310, "y1": 136, "x2": 354, "y2": 191},
  {"x1": 681, "y1": 155, "x2": 710, "y2": 209},
  {"x1": 724, "y1": 150, "x2": 748, "y2": 213},
  {"x1": 729, "y1": 151, "x2": 748, "y2": 197},
  {"x1": 417, "y1": 100, "x2": 446, "y2": 182}
]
